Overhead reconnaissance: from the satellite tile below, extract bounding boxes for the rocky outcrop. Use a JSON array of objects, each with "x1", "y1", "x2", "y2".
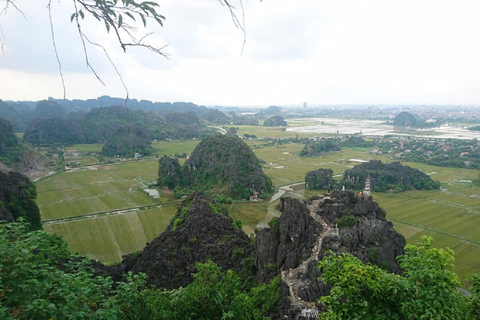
[
  {"x1": 305, "y1": 168, "x2": 335, "y2": 190},
  {"x1": 255, "y1": 191, "x2": 405, "y2": 319},
  {"x1": 256, "y1": 197, "x2": 322, "y2": 283},
  {"x1": 110, "y1": 192, "x2": 254, "y2": 289},
  {"x1": 0, "y1": 170, "x2": 41, "y2": 230},
  {"x1": 161, "y1": 134, "x2": 274, "y2": 199},
  {"x1": 343, "y1": 160, "x2": 440, "y2": 192}
]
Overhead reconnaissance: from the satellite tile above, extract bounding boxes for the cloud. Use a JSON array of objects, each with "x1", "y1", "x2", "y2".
[{"x1": 1, "y1": 0, "x2": 480, "y2": 105}]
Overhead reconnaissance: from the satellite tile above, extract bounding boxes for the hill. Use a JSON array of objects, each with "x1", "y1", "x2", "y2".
[
  {"x1": 23, "y1": 117, "x2": 84, "y2": 146},
  {"x1": 22, "y1": 106, "x2": 210, "y2": 146},
  {"x1": 255, "y1": 192, "x2": 406, "y2": 318},
  {"x1": 0, "y1": 118, "x2": 47, "y2": 177},
  {"x1": 264, "y1": 115, "x2": 287, "y2": 127},
  {"x1": 158, "y1": 135, "x2": 273, "y2": 199},
  {"x1": 101, "y1": 127, "x2": 153, "y2": 157},
  {"x1": 305, "y1": 168, "x2": 336, "y2": 190},
  {"x1": 110, "y1": 192, "x2": 254, "y2": 289},
  {"x1": 200, "y1": 109, "x2": 231, "y2": 124},
  {"x1": 343, "y1": 160, "x2": 440, "y2": 192},
  {"x1": 299, "y1": 139, "x2": 341, "y2": 157},
  {"x1": 393, "y1": 111, "x2": 441, "y2": 128}
]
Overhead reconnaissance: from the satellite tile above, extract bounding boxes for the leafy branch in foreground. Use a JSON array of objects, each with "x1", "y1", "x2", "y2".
[
  {"x1": 318, "y1": 236, "x2": 478, "y2": 320},
  {"x1": 72, "y1": 0, "x2": 168, "y2": 56}
]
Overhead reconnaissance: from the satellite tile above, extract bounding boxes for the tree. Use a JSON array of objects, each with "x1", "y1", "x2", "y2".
[
  {"x1": 0, "y1": 220, "x2": 146, "y2": 319},
  {"x1": 318, "y1": 236, "x2": 476, "y2": 319}
]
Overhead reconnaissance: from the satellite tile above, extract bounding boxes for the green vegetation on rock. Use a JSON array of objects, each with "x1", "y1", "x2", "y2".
[
  {"x1": 159, "y1": 135, "x2": 273, "y2": 199},
  {"x1": 343, "y1": 160, "x2": 440, "y2": 192},
  {"x1": 319, "y1": 236, "x2": 479, "y2": 319},
  {"x1": 101, "y1": 127, "x2": 153, "y2": 157},
  {"x1": 264, "y1": 115, "x2": 287, "y2": 127},
  {"x1": 305, "y1": 168, "x2": 335, "y2": 190},
  {"x1": 0, "y1": 171, "x2": 41, "y2": 230},
  {"x1": 300, "y1": 138, "x2": 341, "y2": 157}
]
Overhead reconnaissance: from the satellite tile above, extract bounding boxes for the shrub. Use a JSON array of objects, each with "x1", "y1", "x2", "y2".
[{"x1": 338, "y1": 214, "x2": 356, "y2": 228}]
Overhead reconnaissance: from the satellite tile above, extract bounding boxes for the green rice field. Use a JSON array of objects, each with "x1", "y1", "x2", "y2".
[
  {"x1": 35, "y1": 137, "x2": 480, "y2": 284},
  {"x1": 44, "y1": 205, "x2": 177, "y2": 263}
]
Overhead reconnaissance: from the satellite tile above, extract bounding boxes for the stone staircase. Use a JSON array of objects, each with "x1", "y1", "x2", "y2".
[{"x1": 280, "y1": 198, "x2": 340, "y2": 319}]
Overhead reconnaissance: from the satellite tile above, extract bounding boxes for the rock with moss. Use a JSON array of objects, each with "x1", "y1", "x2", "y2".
[
  {"x1": 255, "y1": 191, "x2": 405, "y2": 318},
  {"x1": 112, "y1": 192, "x2": 254, "y2": 289},
  {"x1": 264, "y1": 115, "x2": 287, "y2": 127},
  {"x1": 0, "y1": 170, "x2": 41, "y2": 230},
  {"x1": 160, "y1": 134, "x2": 273, "y2": 199},
  {"x1": 305, "y1": 168, "x2": 336, "y2": 190},
  {"x1": 343, "y1": 160, "x2": 440, "y2": 192}
]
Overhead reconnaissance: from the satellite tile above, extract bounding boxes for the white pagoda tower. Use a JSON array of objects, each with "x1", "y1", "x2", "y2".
[{"x1": 363, "y1": 174, "x2": 371, "y2": 197}]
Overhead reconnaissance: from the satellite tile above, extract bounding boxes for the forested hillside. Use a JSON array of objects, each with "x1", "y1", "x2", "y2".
[
  {"x1": 343, "y1": 160, "x2": 441, "y2": 192},
  {"x1": 0, "y1": 118, "x2": 47, "y2": 176},
  {"x1": 22, "y1": 106, "x2": 210, "y2": 146},
  {"x1": 0, "y1": 170, "x2": 41, "y2": 229},
  {"x1": 158, "y1": 135, "x2": 273, "y2": 199}
]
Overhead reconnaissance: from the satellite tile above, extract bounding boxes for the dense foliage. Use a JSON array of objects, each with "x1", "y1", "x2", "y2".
[
  {"x1": 263, "y1": 115, "x2": 287, "y2": 127},
  {"x1": 0, "y1": 100, "x2": 28, "y2": 131},
  {"x1": 300, "y1": 139, "x2": 341, "y2": 157},
  {"x1": 0, "y1": 171, "x2": 41, "y2": 230},
  {"x1": 186, "y1": 135, "x2": 273, "y2": 199},
  {"x1": 343, "y1": 160, "x2": 441, "y2": 192},
  {"x1": 101, "y1": 127, "x2": 153, "y2": 157},
  {"x1": 121, "y1": 261, "x2": 282, "y2": 320},
  {"x1": 200, "y1": 109, "x2": 231, "y2": 124},
  {"x1": 157, "y1": 156, "x2": 189, "y2": 189},
  {"x1": 318, "y1": 236, "x2": 479, "y2": 319},
  {"x1": 28, "y1": 100, "x2": 68, "y2": 121},
  {"x1": 0, "y1": 220, "x2": 131, "y2": 319},
  {"x1": 24, "y1": 117, "x2": 85, "y2": 146},
  {"x1": 0, "y1": 220, "x2": 281, "y2": 320},
  {"x1": 158, "y1": 135, "x2": 273, "y2": 199},
  {"x1": 81, "y1": 106, "x2": 207, "y2": 143},
  {"x1": 0, "y1": 118, "x2": 29, "y2": 167},
  {"x1": 376, "y1": 137, "x2": 480, "y2": 170},
  {"x1": 341, "y1": 136, "x2": 374, "y2": 148},
  {"x1": 20, "y1": 105, "x2": 209, "y2": 147},
  {"x1": 305, "y1": 168, "x2": 336, "y2": 190}
]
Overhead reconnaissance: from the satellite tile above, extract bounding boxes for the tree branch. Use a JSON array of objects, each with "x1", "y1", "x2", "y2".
[{"x1": 47, "y1": 0, "x2": 66, "y2": 99}]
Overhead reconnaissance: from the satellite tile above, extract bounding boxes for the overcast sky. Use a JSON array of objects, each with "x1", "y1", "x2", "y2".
[{"x1": 1, "y1": 0, "x2": 480, "y2": 106}]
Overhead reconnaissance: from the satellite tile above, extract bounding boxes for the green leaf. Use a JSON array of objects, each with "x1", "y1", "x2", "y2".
[
  {"x1": 154, "y1": 16, "x2": 163, "y2": 27},
  {"x1": 79, "y1": 10, "x2": 85, "y2": 19},
  {"x1": 140, "y1": 13, "x2": 146, "y2": 27},
  {"x1": 118, "y1": 14, "x2": 123, "y2": 28},
  {"x1": 70, "y1": 13, "x2": 76, "y2": 22},
  {"x1": 105, "y1": 21, "x2": 111, "y2": 33},
  {"x1": 124, "y1": 11, "x2": 135, "y2": 21}
]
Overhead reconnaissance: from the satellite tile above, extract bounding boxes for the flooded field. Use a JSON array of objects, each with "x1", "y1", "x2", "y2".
[{"x1": 287, "y1": 118, "x2": 480, "y2": 140}]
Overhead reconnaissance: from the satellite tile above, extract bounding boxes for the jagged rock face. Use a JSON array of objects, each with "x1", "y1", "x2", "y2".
[
  {"x1": 118, "y1": 192, "x2": 254, "y2": 289},
  {"x1": 255, "y1": 197, "x2": 323, "y2": 282},
  {"x1": 318, "y1": 190, "x2": 405, "y2": 273},
  {"x1": 256, "y1": 191, "x2": 406, "y2": 318},
  {"x1": 305, "y1": 168, "x2": 335, "y2": 190}
]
